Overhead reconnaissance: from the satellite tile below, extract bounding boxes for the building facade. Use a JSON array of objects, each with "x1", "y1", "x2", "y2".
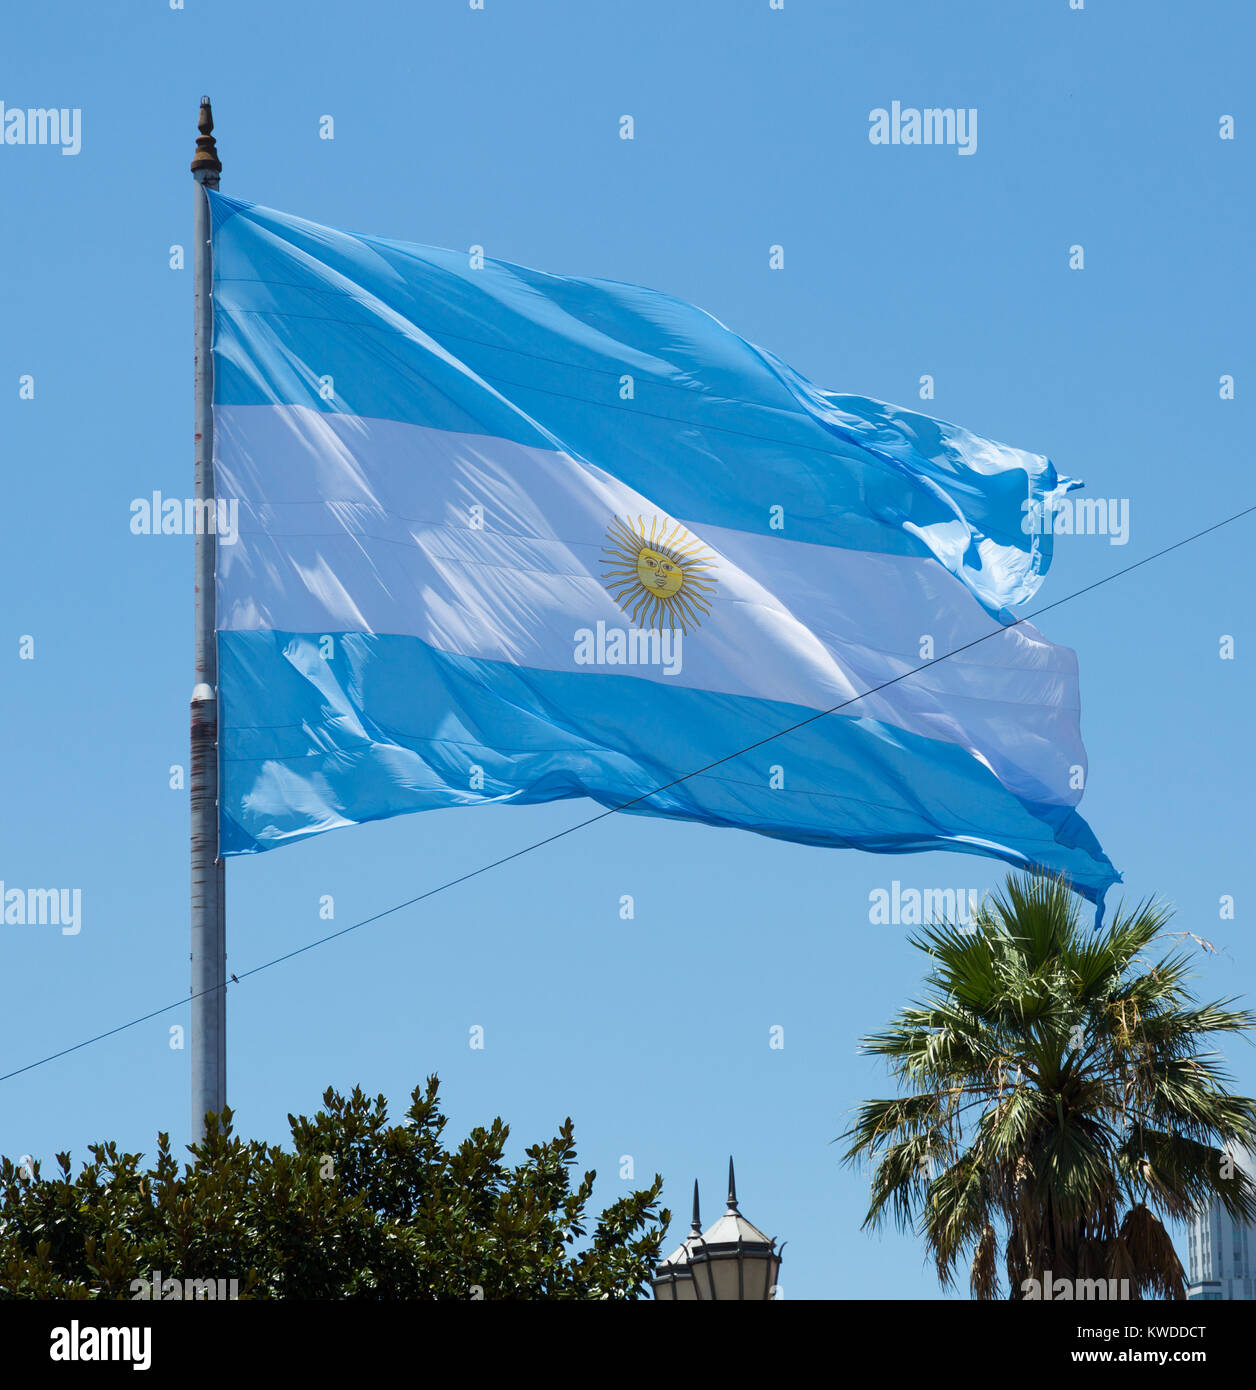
[{"x1": 1187, "y1": 1196, "x2": 1255, "y2": 1300}]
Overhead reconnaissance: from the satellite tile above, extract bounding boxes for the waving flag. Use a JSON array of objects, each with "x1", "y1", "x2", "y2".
[{"x1": 208, "y1": 193, "x2": 1119, "y2": 907}]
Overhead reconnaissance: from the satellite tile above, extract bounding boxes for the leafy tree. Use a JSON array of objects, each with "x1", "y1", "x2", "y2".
[
  {"x1": 842, "y1": 874, "x2": 1256, "y2": 1299},
  {"x1": 0, "y1": 1076, "x2": 667, "y2": 1299}
]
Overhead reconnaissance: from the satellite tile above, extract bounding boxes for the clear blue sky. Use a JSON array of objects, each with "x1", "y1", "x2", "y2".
[{"x1": 1, "y1": 0, "x2": 1252, "y2": 1299}]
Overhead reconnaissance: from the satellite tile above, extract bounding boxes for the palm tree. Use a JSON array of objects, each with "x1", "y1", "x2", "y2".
[{"x1": 842, "y1": 873, "x2": 1256, "y2": 1299}]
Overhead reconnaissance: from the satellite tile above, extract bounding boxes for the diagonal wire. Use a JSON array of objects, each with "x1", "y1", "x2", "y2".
[{"x1": 3, "y1": 501, "x2": 1254, "y2": 1086}]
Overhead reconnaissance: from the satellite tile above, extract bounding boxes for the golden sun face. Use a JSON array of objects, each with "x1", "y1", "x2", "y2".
[
  {"x1": 601, "y1": 515, "x2": 717, "y2": 632},
  {"x1": 636, "y1": 546, "x2": 684, "y2": 599}
]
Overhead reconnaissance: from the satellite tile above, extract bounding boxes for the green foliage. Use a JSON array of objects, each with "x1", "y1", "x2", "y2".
[
  {"x1": 0, "y1": 1076, "x2": 668, "y2": 1300},
  {"x1": 842, "y1": 873, "x2": 1256, "y2": 1299}
]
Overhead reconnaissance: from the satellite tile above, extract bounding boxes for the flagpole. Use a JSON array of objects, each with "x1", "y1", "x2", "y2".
[{"x1": 190, "y1": 96, "x2": 225, "y2": 1138}]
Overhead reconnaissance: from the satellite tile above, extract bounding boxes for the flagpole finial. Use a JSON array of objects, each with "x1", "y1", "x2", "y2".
[{"x1": 191, "y1": 95, "x2": 222, "y2": 182}]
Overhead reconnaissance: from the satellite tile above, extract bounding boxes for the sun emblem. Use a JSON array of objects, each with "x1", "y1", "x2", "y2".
[{"x1": 600, "y1": 515, "x2": 717, "y2": 632}]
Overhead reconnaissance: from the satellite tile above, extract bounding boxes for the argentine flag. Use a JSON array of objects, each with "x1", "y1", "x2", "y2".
[{"x1": 209, "y1": 194, "x2": 1119, "y2": 908}]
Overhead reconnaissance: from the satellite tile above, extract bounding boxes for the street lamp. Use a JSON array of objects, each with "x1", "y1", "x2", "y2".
[
  {"x1": 687, "y1": 1158, "x2": 781, "y2": 1300},
  {"x1": 653, "y1": 1159, "x2": 782, "y2": 1301},
  {"x1": 651, "y1": 1181, "x2": 704, "y2": 1300}
]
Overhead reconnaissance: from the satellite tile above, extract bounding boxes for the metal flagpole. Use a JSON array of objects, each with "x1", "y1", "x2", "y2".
[{"x1": 190, "y1": 97, "x2": 225, "y2": 1138}]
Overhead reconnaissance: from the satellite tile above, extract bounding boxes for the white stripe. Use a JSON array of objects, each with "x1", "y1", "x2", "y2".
[{"x1": 215, "y1": 403, "x2": 1083, "y2": 805}]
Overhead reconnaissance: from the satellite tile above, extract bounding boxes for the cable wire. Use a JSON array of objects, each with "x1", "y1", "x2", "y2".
[{"x1": 3, "y1": 501, "x2": 1253, "y2": 1086}]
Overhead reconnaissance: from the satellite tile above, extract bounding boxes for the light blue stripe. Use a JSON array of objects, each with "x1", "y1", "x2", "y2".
[
  {"x1": 218, "y1": 630, "x2": 1120, "y2": 907},
  {"x1": 209, "y1": 192, "x2": 1077, "y2": 615}
]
